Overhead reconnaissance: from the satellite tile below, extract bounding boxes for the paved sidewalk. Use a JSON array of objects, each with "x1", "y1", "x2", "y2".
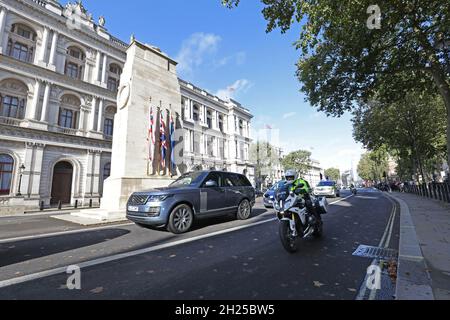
[{"x1": 388, "y1": 192, "x2": 450, "y2": 300}]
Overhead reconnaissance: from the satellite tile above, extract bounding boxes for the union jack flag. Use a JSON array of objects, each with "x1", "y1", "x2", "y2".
[
  {"x1": 169, "y1": 113, "x2": 176, "y2": 172},
  {"x1": 160, "y1": 110, "x2": 167, "y2": 169},
  {"x1": 147, "y1": 107, "x2": 155, "y2": 161}
]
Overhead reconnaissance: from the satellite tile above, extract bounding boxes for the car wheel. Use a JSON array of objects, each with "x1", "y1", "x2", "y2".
[
  {"x1": 167, "y1": 204, "x2": 194, "y2": 234},
  {"x1": 237, "y1": 199, "x2": 252, "y2": 220}
]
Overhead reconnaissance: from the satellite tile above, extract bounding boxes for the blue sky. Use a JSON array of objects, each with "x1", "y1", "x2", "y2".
[{"x1": 77, "y1": 0, "x2": 365, "y2": 172}]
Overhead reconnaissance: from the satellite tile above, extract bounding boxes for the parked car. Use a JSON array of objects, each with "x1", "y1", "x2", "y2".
[
  {"x1": 313, "y1": 181, "x2": 341, "y2": 198},
  {"x1": 126, "y1": 171, "x2": 256, "y2": 234},
  {"x1": 263, "y1": 180, "x2": 287, "y2": 208}
]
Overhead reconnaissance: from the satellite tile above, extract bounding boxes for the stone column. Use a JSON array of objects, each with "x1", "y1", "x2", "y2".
[
  {"x1": 38, "y1": 27, "x2": 50, "y2": 65},
  {"x1": 97, "y1": 99, "x2": 104, "y2": 133},
  {"x1": 92, "y1": 151, "x2": 101, "y2": 196},
  {"x1": 189, "y1": 99, "x2": 193, "y2": 120},
  {"x1": 40, "y1": 82, "x2": 51, "y2": 122},
  {"x1": 48, "y1": 30, "x2": 59, "y2": 70},
  {"x1": 20, "y1": 142, "x2": 35, "y2": 198},
  {"x1": 88, "y1": 96, "x2": 97, "y2": 131},
  {"x1": 78, "y1": 106, "x2": 86, "y2": 131},
  {"x1": 30, "y1": 143, "x2": 45, "y2": 197},
  {"x1": 0, "y1": 7, "x2": 7, "y2": 55},
  {"x1": 101, "y1": 53, "x2": 108, "y2": 86},
  {"x1": 93, "y1": 51, "x2": 101, "y2": 83},
  {"x1": 28, "y1": 79, "x2": 41, "y2": 120}
]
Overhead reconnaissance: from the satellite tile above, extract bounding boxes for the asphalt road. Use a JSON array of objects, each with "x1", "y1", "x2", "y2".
[{"x1": 0, "y1": 189, "x2": 399, "y2": 300}]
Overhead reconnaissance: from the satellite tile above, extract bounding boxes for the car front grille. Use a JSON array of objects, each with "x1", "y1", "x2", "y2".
[{"x1": 128, "y1": 194, "x2": 149, "y2": 205}]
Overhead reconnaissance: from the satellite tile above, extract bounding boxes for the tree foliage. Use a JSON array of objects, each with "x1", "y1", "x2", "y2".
[
  {"x1": 357, "y1": 148, "x2": 390, "y2": 182},
  {"x1": 325, "y1": 168, "x2": 340, "y2": 181},
  {"x1": 249, "y1": 142, "x2": 281, "y2": 178},
  {"x1": 281, "y1": 150, "x2": 312, "y2": 176},
  {"x1": 353, "y1": 90, "x2": 446, "y2": 181},
  {"x1": 222, "y1": 0, "x2": 450, "y2": 168}
]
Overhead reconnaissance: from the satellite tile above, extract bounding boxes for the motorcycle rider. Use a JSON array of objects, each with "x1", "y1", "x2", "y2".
[{"x1": 284, "y1": 170, "x2": 319, "y2": 225}]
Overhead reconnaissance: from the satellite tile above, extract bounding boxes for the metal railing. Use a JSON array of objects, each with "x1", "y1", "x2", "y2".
[{"x1": 404, "y1": 182, "x2": 450, "y2": 204}]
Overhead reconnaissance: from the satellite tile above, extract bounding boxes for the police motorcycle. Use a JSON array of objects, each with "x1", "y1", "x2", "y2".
[{"x1": 273, "y1": 182, "x2": 328, "y2": 253}]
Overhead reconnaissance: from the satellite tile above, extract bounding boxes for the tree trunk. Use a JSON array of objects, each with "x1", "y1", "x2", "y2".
[{"x1": 430, "y1": 68, "x2": 450, "y2": 178}]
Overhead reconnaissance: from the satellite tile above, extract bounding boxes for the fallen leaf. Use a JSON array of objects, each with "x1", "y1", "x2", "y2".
[
  {"x1": 348, "y1": 288, "x2": 357, "y2": 292},
  {"x1": 90, "y1": 287, "x2": 104, "y2": 294},
  {"x1": 313, "y1": 281, "x2": 325, "y2": 288}
]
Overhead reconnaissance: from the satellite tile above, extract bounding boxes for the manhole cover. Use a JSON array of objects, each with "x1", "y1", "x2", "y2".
[{"x1": 353, "y1": 245, "x2": 398, "y2": 260}]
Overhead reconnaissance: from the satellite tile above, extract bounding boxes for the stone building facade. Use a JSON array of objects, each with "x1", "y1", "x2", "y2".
[{"x1": 0, "y1": 0, "x2": 254, "y2": 215}]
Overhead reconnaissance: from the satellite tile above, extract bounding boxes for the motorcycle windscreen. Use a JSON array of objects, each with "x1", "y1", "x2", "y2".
[{"x1": 275, "y1": 183, "x2": 292, "y2": 202}]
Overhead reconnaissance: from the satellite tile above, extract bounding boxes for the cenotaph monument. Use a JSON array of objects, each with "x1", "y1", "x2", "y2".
[{"x1": 73, "y1": 39, "x2": 183, "y2": 221}]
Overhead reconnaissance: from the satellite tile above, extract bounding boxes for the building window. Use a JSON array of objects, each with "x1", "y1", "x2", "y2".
[
  {"x1": 109, "y1": 64, "x2": 122, "y2": 75},
  {"x1": 59, "y1": 108, "x2": 74, "y2": 128},
  {"x1": 193, "y1": 105, "x2": 199, "y2": 122},
  {"x1": 7, "y1": 24, "x2": 36, "y2": 63},
  {"x1": 207, "y1": 136, "x2": 214, "y2": 157},
  {"x1": 193, "y1": 132, "x2": 200, "y2": 155},
  {"x1": 107, "y1": 77, "x2": 119, "y2": 92},
  {"x1": 65, "y1": 46, "x2": 85, "y2": 80},
  {"x1": 68, "y1": 47, "x2": 85, "y2": 60},
  {"x1": 239, "y1": 120, "x2": 244, "y2": 136},
  {"x1": 104, "y1": 118, "x2": 114, "y2": 136},
  {"x1": 219, "y1": 115, "x2": 224, "y2": 132},
  {"x1": 103, "y1": 163, "x2": 111, "y2": 180},
  {"x1": 0, "y1": 154, "x2": 14, "y2": 196},
  {"x1": 1, "y1": 95, "x2": 25, "y2": 119},
  {"x1": 207, "y1": 110, "x2": 212, "y2": 129},
  {"x1": 65, "y1": 62, "x2": 81, "y2": 79}
]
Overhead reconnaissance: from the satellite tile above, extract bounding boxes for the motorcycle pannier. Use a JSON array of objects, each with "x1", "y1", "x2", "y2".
[{"x1": 315, "y1": 197, "x2": 328, "y2": 215}]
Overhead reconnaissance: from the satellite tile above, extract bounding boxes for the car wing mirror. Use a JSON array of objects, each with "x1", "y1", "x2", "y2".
[{"x1": 205, "y1": 180, "x2": 218, "y2": 188}]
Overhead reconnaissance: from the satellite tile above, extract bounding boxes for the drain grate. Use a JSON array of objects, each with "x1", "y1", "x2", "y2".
[{"x1": 353, "y1": 245, "x2": 398, "y2": 260}]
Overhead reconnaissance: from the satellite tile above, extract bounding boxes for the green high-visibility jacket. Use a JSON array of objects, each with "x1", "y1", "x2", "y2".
[{"x1": 290, "y1": 178, "x2": 311, "y2": 194}]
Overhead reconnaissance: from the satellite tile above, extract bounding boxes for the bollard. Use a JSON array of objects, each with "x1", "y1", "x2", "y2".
[
  {"x1": 74, "y1": 200, "x2": 78, "y2": 209},
  {"x1": 89, "y1": 199, "x2": 93, "y2": 208},
  {"x1": 58, "y1": 201, "x2": 62, "y2": 210},
  {"x1": 40, "y1": 201, "x2": 44, "y2": 211}
]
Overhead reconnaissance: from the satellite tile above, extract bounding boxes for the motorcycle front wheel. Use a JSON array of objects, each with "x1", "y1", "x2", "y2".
[{"x1": 279, "y1": 220, "x2": 301, "y2": 253}]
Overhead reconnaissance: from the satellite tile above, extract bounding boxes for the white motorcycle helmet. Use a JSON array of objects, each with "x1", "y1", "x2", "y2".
[{"x1": 285, "y1": 170, "x2": 298, "y2": 182}]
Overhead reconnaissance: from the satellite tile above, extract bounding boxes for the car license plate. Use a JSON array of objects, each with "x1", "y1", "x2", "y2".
[{"x1": 128, "y1": 206, "x2": 139, "y2": 212}]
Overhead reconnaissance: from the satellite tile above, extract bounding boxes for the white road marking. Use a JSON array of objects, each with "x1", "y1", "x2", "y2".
[
  {"x1": 0, "y1": 223, "x2": 134, "y2": 244},
  {"x1": 0, "y1": 195, "x2": 355, "y2": 289},
  {"x1": 356, "y1": 200, "x2": 396, "y2": 300}
]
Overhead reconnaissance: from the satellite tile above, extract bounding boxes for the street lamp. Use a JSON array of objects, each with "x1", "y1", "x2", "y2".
[{"x1": 16, "y1": 164, "x2": 26, "y2": 197}]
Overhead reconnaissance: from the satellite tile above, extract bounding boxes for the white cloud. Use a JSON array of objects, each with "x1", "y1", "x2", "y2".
[
  {"x1": 282, "y1": 112, "x2": 297, "y2": 119},
  {"x1": 176, "y1": 33, "x2": 221, "y2": 74},
  {"x1": 215, "y1": 51, "x2": 247, "y2": 67},
  {"x1": 216, "y1": 79, "x2": 252, "y2": 101}
]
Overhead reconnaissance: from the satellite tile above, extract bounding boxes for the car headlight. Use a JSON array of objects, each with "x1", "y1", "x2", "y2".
[{"x1": 147, "y1": 195, "x2": 173, "y2": 203}]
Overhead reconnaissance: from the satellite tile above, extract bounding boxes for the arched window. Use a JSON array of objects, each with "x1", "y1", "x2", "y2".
[
  {"x1": 103, "y1": 106, "x2": 116, "y2": 137},
  {"x1": 0, "y1": 79, "x2": 28, "y2": 120},
  {"x1": 7, "y1": 23, "x2": 37, "y2": 63},
  {"x1": 107, "y1": 63, "x2": 122, "y2": 92},
  {"x1": 65, "y1": 46, "x2": 85, "y2": 80},
  {"x1": 58, "y1": 94, "x2": 81, "y2": 129},
  {"x1": 0, "y1": 154, "x2": 14, "y2": 195},
  {"x1": 103, "y1": 163, "x2": 111, "y2": 180}
]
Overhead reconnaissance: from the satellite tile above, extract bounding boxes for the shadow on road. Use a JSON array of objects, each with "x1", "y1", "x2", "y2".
[{"x1": 0, "y1": 228, "x2": 130, "y2": 267}]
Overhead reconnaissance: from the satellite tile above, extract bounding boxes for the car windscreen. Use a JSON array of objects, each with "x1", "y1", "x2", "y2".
[
  {"x1": 317, "y1": 181, "x2": 335, "y2": 187},
  {"x1": 271, "y1": 181, "x2": 286, "y2": 191},
  {"x1": 169, "y1": 172, "x2": 204, "y2": 187}
]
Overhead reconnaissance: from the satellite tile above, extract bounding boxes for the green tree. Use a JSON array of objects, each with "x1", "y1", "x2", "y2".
[
  {"x1": 281, "y1": 150, "x2": 312, "y2": 176},
  {"x1": 325, "y1": 168, "x2": 340, "y2": 181},
  {"x1": 249, "y1": 142, "x2": 281, "y2": 181},
  {"x1": 358, "y1": 149, "x2": 389, "y2": 182},
  {"x1": 353, "y1": 91, "x2": 446, "y2": 182},
  {"x1": 222, "y1": 0, "x2": 450, "y2": 171}
]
